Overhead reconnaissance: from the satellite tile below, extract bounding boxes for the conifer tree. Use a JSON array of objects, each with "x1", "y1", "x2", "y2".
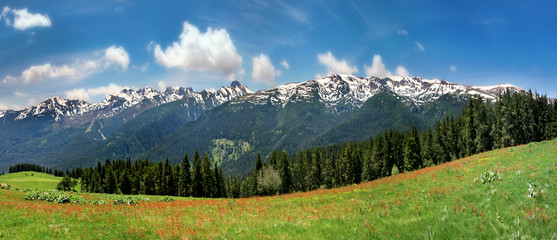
[
  {"x1": 201, "y1": 153, "x2": 215, "y2": 197},
  {"x1": 179, "y1": 153, "x2": 191, "y2": 197},
  {"x1": 214, "y1": 162, "x2": 222, "y2": 198},
  {"x1": 278, "y1": 150, "x2": 291, "y2": 194},
  {"x1": 192, "y1": 150, "x2": 203, "y2": 197},
  {"x1": 403, "y1": 125, "x2": 421, "y2": 172},
  {"x1": 255, "y1": 152, "x2": 263, "y2": 172},
  {"x1": 119, "y1": 169, "x2": 131, "y2": 195}
]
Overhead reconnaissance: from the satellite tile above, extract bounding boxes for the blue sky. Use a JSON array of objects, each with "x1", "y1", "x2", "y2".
[{"x1": 1, "y1": 0, "x2": 556, "y2": 110}]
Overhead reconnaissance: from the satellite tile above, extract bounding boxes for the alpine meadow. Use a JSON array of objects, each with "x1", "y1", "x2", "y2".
[{"x1": 1, "y1": 1, "x2": 556, "y2": 239}]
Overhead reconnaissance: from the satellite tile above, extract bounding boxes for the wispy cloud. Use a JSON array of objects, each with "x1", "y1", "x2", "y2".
[
  {"x1": 415, "y1": 41, "x2": 425, "y2": 51},
  {"x1": 280, "y1": 60, "x2": 289, "y2": 70},
  {"x1": 398, "y1": 29, "x2": 408, "y2": 35},
  {"x1": 3, "y1": 46, "x2": 130, "y2": 84},
  {"x1": 450, "y1": 65, "x2": 457, "y2": 72},
  {"x1": 14, "y1": 91, "x2": 27, "y2": 97},
  {"x1": 2, "y1": 75, "x2": 16, "y2": 84}
]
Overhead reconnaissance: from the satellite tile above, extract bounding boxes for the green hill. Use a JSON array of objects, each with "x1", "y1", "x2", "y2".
[
  {"x1": 1, "y1": 139, "x2": 555, "y2": 239},
  {"x1": 0, "y1": 171, "x2": 80, "y2": 191},
  {"x1": 0, "y1": 171, "x2": 63, "y2": 189}
]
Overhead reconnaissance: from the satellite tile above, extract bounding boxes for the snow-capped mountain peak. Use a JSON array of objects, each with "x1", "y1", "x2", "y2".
[
  {"x1": 236, "y1": 74, "x2": 522, "y2": 113},
  {"x1": 3, "y1": 81, "x2": 252, "y2": 123}
]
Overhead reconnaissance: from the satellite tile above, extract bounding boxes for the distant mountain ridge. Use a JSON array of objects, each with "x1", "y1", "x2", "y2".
[
  {"x1": 0, "y1": 74, "x2": 522, "y2": 174},
  {"x1": 238, "y1": 74, "x2": 520, "y2": 110},
  {"x1": 1, "y1": 81, "x2": 252, "y2": 126}
]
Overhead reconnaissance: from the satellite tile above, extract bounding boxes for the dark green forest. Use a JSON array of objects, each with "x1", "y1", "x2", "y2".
[
  {"x1": 55, "y1": 90, "x2": 557, "y2": 198},
  {"x1": 8, "y1": 163, "x2": 66, "y2": 177}
]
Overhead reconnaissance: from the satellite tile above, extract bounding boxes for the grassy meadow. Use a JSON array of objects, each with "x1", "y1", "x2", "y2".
[
  {"x1": 0, "y1": 139, "x2": 556, "y2": 239},
  {"x1": 0, "y1": 171, "x2": 77, "y2": 190}
]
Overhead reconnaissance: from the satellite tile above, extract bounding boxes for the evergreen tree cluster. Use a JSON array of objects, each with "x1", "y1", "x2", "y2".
[
  {"x1": 79, "y1": 151, "x2": 226, "y2": 197},
  {"x1": 236, "y1": 90, "x2": 557, "y2": 197},
  {"x1": 8, "y1": 163, "x2": 65, "y2": 177}
]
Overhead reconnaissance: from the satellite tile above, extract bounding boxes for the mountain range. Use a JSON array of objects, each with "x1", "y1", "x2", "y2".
[{"x1": 0, "y1": 74, "x2": 521, "y2": 174}]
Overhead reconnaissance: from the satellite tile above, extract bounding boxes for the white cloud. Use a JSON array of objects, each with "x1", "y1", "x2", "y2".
[
  {"x1": 317, "y1": 51, "x2": 358, "y2": 76},
  {"x1": 153, "y1": 22, "x2": 242, "y2": 80},
  {"x1": 0, "y1": 7, "x2": 52, "y2": 30},
  {"x1": 415, "y1": 41, "x2": 425, "y2": 51},
  {"x1": 365, "y1": 55, "x2": 391, "y2": 78},
  {"x1": 67, "y1": 83, "x2": 129, "y2": 101},
  {"x1": 1, "y1": 7, "x2": 11, "y2": 26},
  {"x1": 65, "y1": 88, "x2": 90, "y2": 101},
  {"x1": 280, "y1": 60, "x2": 290, "y2": 69},
  {"x1": 14, "y1": 91, "x2": 27, "y2": 97},
  {"x1": 2, "y1": 75, "x2": 16, "y2": 84},
  {"x1": 398, "y1": 29, "x2": 408, "y2": 35},
  {"x1": 21, "y1": 63, "x2": 76, "y2": 83},
  {"x1": 158, "y1": 81, "x2": 167, "y2": 91},
  {"x1": 28, "y1": 98, "x2": 36, "y2": 106},
  {"x1": 87, "y1": 83, "x2": 127, "y2": 97},
  {"x1": 105, "y1": 46, "x2": 129, "y2": 71},
  {"x1": 252, "y1": 54, "x2": 280, "y2": 86},
  {"x1": 6, "y1": 46, "x2": 129, "y2": 84},
  {"x1": 450, "y1": 65, "x2": 457, "y2": 72},
  {"x1": 396, "y1": 66, "x2": 410, "y2": 77}
]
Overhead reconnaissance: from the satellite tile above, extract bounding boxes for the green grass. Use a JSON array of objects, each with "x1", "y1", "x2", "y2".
[
  {"x1": 0, "y1": 171, "x2": 80, "y2": 191},
  {"x1": 1, "y1": 140, "x2": 556, "y2": 239}
]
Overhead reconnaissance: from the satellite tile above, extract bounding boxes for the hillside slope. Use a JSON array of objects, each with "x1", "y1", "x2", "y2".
[
  {"x1": 0, "y1": 171, "x2": 63, "y2": 190},
  {"x1": 1, "y1": 139, "x2": 555, "y2": 239}
]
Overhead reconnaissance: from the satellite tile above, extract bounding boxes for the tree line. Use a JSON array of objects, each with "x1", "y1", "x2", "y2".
[
  {"x1": 8, "y1": 163, "x2": 66, "y2": 177},
  {"x1": 79, "y1": 151, "x2": 226, "y2": 198},
  {"x1": 232, "y1": 90, "x2": 557, "y2": 197}
]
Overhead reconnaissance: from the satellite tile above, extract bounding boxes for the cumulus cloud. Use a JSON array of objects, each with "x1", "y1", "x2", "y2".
[
  {"x1": 66, "y1": 83, "x2": 129, "y2": 101},
  {"x1": 365, "y1": 55, "x2": 391, "y2": 78},
  {"x1": 87, "y1": 83, "x2": 127, "y2": 97},
  {"x1": 252, "y1": 54, "x2": 280, "y2": 86},
  {"x1": 396, "y1": 66, "x2": 410, "y2": 77},
  {"x1": 105, "y1": 46, "x2": 129, "y2": 71},
  {"x1": 1, "y1": 7, "x2": 51, "y2": 30},
  {"x1": 3, "y1": 46, "x2": 130, "y2": 84},
  {"x1": 158, "y1": 81, "x2": 167, "y2": 91},
  {"x1": 415, "y1": 41, "x2": 425, "y2": 51},
  {"x1": 280, "y1": 60, "x2": 290, "y2": 69},
  {"x1": 65, "y1": 88, "x2": 90, "y2": 101},
  {"x1": 153, "y1": 22, "x2": 242, "y2": 80},
  {"x1": 317, "y1": 51, "x2": 358, "y2": 76},
  {"x1": 21, "y1": 63, "x2": 76, "y2": 83},
  {"x1": 450, "y1": 65, "x2": 457, "y2": 72}
]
